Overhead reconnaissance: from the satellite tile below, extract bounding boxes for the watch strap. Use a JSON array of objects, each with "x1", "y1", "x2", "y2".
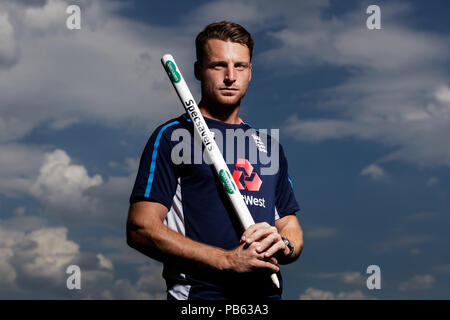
[{"x1": 281, "y1": 236, "x2": 294, "y2": 257}]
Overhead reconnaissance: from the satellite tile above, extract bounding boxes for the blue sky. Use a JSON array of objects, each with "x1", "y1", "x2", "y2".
[{"x1": 0, "y1": 0, "x2": 449, "y2": 299}]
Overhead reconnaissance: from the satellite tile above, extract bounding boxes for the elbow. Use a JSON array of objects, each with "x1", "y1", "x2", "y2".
[
  {"x1": 126, "y1": 231, "x2": 135, "y2": 249},
  {"x1": 126, "y1": 222, "x2": 157, "y2": 252},
  {"x1": 295, "y1": 239, "x2": 304, "y2": 261},
  {"x1": 126, "y1": 224, "x2": 165, "y2": 263},
  {"x1": 126, "y1": 223, "x2": 139, "y2": 249}
]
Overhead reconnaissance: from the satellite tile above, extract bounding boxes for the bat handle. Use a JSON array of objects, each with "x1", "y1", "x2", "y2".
[{"x1": 271, "y1": 273, "x2": 280, "y2": 288}]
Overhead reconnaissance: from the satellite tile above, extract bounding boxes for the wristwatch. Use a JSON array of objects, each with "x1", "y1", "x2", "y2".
[{"x1": 281, "y1": 236, "x2": 294, "y2": 257}]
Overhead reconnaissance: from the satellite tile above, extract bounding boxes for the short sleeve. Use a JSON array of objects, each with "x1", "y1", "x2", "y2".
[
  {"x1": 129, "y1": 124, "x2": 179, "y2": 210},
  {"x1": 275, "y1": 144, "x2": 300, "y2": 219}
]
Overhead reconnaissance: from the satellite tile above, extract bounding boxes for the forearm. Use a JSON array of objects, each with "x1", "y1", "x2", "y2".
[
  {"x1": 127, "y1": 202, "x2": 283, "y2": 275},
  {"x1": 127, "y1": 220, "x2": 228, "y2": 272},
  {"x1": 277, "y1": 222, "x2": 304, "y2": 265}
]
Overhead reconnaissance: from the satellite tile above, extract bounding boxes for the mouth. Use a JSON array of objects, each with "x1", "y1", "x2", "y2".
[{"x1": 219, "y1": 88, "x2": 239, "y2": 95}]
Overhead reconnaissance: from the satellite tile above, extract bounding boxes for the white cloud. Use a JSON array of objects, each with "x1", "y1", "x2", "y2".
[
  {"x1": 0, "y1": 143, "x2": 45, "y2": 197},
  {"x1": 307, "y1": 271, "x2": 365, "y2": 286},
  {"x1": 406, "y1": 211, "x2": 440, "y2": 221},
  {"x1": 0, "y1": 223, "x2": 79, "y2": 290},
  {"x1": 124, "y1": 157, "x2": 139, "y2": 175},
  {"x1": 299, "y1": 287, "x2": 371, "y2": 300},
  {"x1": 433, "y1": 265, "x2": 450, "y2": 273},
  {"x1": 0, "y1": 145, "x2": 135, "y2": 228},
  {"x1": 360, "y1": 164, "x2": 387, "y2": 181},
  {"x1": 80, "y1": 264, "x2": 165, "y2": 300},
  {"x1": 49, "y1": 116, "x2": 80, "y2": 131},
  {"x1": 285, "y1": 115, "x2": 364, "y2": 143},
  {"x1": 0, "y1": 10, "x2": 17, "y2": 67},
  {"x1": 260, "y1": 2, "x2": 448, "y2": 71},
  {"x1": 0, "y1": 0, "x2": 194, "y2": 143},
  {"x1": 305, "y1": 226, "x2": 338, "y2": 239},
  {"x1": 300, "y1": 287, "x2": 335, "y2": 300},
  {"x1": 96, "y1": 236, "x2": 149, "y2": 265},
  {"x1": 426, "y1": 177, "x2": 439, "y2": 187},
  {"x1": 2, "y1": 0, "x2": 448, "y2": 171},
  {"x1": 20, "y1": 227, "x2": 80, "y2": 282},
  {"x1": 97, "y1": 253, "x2": 113, "y2": 270},
  {"x1": 8, "y1": 0, "x2": 48, "y2": 8},
  {"x1": 2, "y1": 212, "x2": 47, "y2": 233},
  {"x1": 375, "y1": 234, "x2": 434, "y2": 253},
  {"x1": 398, "y1": 274, "x2": 435, "y2": 291},
  {"x1": 435, "y1": 86, "x2": 450, "y2": 104},
  {"x1": 335, "y1": 290, "x2": 372, "y2": 300},
  {"x1": 14, "y1": 206, "x2": 26, "y2": 216},
  {"x1": 0, "y1": 248, "x2": 16, "y2": 285},
  {"x1": 104, "y1": 279, "x2": 164, "y2": 300},
  {"x1": 86, "y1": 173, "x2": 136, "y2": 226},
  {"x1": 0, "y1": 214, "x2": 165, "y2": 299},
  {"x1": 0, "y1": 117, "x2": 34, "y2": 144},
  {"x1": 30, "y1": 149, "x2": 103, "y2": 204},
  {"x1": 244, "y1": 1, "x2": 450, "y2": 168},
  {"x1": 28, "y1": 149, "x2": 106, "y2": 224},
  {"x1": 23, "y1": 0, "x2": 66, "y2": 31},
  {"x1": 0, "y1": 144, "x2": 161, "y2": 298},
  {"x1": 182, "y1": 1, "x2": 271, "y2": 34},
  {"x1": 1, "y1": 0, "x2": 446, "y2": 300},
  {"x1": 136, "y1": 264, "x2": 165, "y2": 293}
]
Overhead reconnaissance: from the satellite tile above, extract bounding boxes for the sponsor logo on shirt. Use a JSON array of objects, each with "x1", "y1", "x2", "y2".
[
  {"x1": 232, "y1": 158, "x2": 262, "y2": 191},
  {"x1": 232, "y1": 158, "x2": 266, "y2": 208},
  {"x1": 242, "y1": 194, "x2": 266, "y2": 208}
]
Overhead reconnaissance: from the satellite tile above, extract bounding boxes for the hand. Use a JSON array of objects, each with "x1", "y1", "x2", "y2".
[
  {"x1": 241, "y1": 222, "x2": 290, "y2": 259},
  {"x1": 224, "y1": 241, "x2": 279, "y2": 274}
]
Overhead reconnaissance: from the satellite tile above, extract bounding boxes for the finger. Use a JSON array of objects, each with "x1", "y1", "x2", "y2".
[
  {"x1": 249, "y1": 241, "x2": 265, "y2": 254},
  {"x1": 255, "y1": 247, "x2": 278, "y2": 266},
  {"x1": 242, "y1": 222, "x2": 270, "y2": 241},
  {"x1": 250, "y1": 230, "x2": 273, "y2": 248},
  {"x1": 241, "y1": 222, "x2": 271, "y2": 243},
  {"x1": 269, "y1": 256, "x2": 278, "y2": 265},
  {"x1": 263, "y1": 240, "x2": 286, "y2": 258},
  {"x1": 256, "y1": 233, "x2": 281, "y2": 253},
  {"x1": 254, "y1": 259, "x2": 279, "y2": 273},
  {"x1": 241, "y1": 224, "x2": 258, "y2": 242},
  {"x1": 261, "y1": 255, "x2": 278, "y2": 265},
  {"x1": 251, "y1": 226, "x2": 278, "y2": 244}
]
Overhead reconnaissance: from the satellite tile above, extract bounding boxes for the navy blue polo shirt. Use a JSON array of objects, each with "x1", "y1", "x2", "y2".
[{"x1": 130, "y1": 112, "x2": 300, "y2": 300}]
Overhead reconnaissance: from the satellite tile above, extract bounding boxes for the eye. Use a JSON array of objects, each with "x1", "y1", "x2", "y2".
[{"x1": 210, "y1": 63, "x2": 226, "y2": 70}]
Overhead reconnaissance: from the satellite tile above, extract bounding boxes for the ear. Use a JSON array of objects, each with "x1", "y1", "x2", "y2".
[
  {"x1": 194, "y1": 61, "x2": 202, "y2": 80},
  {"x1": 248, "y1": 62, "x2": 252, "y2": 82}
]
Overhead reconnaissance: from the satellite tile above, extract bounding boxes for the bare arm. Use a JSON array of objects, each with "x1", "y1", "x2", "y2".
[
  {"x1": 241, "y1": 215, "x2": 304, "y2": 265},
  {"x1": 274, "y1": 215, "x2": 304, "y2": 264},
  {"x1": 126, "y1": 201, "x2": 279, "y2": 273}
]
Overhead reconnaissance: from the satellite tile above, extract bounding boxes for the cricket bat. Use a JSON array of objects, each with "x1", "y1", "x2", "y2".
[{"x1": 161, "y1": 54, "x2": 280, "y2": 288}]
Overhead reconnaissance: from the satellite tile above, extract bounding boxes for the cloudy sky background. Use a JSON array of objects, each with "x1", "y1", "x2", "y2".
[{"x1": 0, "y1": 0, "x2": 449, "y2": 299}]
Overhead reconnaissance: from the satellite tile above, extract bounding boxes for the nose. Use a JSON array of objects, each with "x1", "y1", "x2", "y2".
[{"x1": 224, "y1": 65, "x2": 236, "y2": 83}]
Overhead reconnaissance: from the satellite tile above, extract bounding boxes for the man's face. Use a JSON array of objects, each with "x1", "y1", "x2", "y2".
[{"x1": 196, "y1": 39, "x2": 252, "y2": 106}]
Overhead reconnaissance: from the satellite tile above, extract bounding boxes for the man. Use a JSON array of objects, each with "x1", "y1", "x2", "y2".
[{"x1": 127, "y1": 21, "x2": 303, "y2": 300}]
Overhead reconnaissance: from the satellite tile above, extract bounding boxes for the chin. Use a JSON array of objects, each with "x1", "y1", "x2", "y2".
[
  {"x1": 218, "y1": 99, "x2": 239, "y2": 106},
  {"x1": 217, "y1": 95, "x2": 241, "y2": 106}
]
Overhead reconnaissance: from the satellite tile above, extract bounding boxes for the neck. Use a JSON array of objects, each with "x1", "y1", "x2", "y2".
[{"x1": 198, "y1": 100, "x2": 242, "y2": 125}]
